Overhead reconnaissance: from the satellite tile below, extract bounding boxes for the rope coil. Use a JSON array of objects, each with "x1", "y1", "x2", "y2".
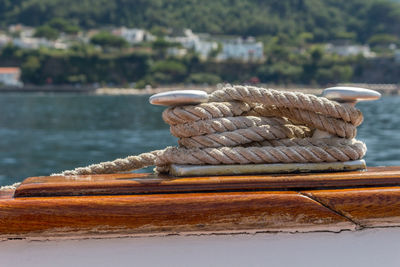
[{"x1": 54, "y1": 85, "x2": 366, "y2": 176}]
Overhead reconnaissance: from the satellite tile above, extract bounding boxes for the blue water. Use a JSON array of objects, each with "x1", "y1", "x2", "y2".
[{"x1": 0, "y1": 93, "x2": 399, "y2": 186}]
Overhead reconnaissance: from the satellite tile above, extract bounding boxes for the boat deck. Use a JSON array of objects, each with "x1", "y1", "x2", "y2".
[{"x1": 1, "y1": 166, "x2": 400, "y2": 240}]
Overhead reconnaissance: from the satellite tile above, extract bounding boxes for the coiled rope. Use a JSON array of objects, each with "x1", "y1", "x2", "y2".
[{"x1": 53, "y1": 85, "x2": 366, "y2": 176}]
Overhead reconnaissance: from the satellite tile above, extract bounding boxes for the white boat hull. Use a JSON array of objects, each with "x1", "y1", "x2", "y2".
[{"x1": 1, "y1": 228, "x2": 400, "y2": 267}]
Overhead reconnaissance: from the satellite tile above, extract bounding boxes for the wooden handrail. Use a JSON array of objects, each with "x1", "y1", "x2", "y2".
[
  {"x1": 14, "y1": 167, "x2": 400, "y2": 197},
  {"x1": 1, "y1": 166, "x2": 400, "y2": 239}
]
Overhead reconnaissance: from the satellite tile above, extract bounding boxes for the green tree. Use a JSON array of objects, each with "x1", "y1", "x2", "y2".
[
  {"x1": 257, "y1": 62, "x2": 302, "y2": 84},
  {"x1": 151, "y1": 38, "x2": 179, "y2": 58},
  {"x1": 186, "y1": 73, "x2": 222, "y2": 84},
  {"x1": 335, "y1": 32, "x2": 356, "y2": 42},
  {"x1": 1, "y1": 0, "x2": 400, "y2": 43},
  {"x1": 21, "y1": 55, "x2": 41, "y2": 83},
  {"x1": 0, "y1": 44, "x2": 20, "y2": 58},
  {"x1": 368, "y1": 34, "x2": 398, "y2": 46},
  {"x1": 90, "y1": 32, "x2": 128, "y2": 48},
  {"x1": 34, "y1": 25, "x2": 59, "y2": 40},
  {"x1": 48, "y1": 18, "x2": 81, "y2": 34},
  {"x1": 316, "y1": 65, "x2": 353, "y2": 84},
  {"x1": 151, "y1": 60, "x2": 187, "y2": 82}
]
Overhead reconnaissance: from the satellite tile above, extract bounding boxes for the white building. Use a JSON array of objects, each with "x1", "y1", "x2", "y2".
[
  {"x1": 325, "y1": 44, "x2": 375, "y2": 58},
  {"x1": 12, "y1": 37, "x2": 68, "y2": 50},
  {"x1": 12, "y1": 37, "x2": 39, "y2": 49},
  {"x1": 216, "y1": 37, "x2": 264, "y2": 62},
  {"x1": 0, "y1": 67, "x2": 23, "y2": 87},
  {"x1": 12, "y1": 37, "x2": 49, "y2": 49},
  {"x1": 112, "y1": 27, "x2": 155, "y2": 44},
  {"x1": 167, "y1": 29, "x2": 218, "y2": 59},
  {"x1": 0, "y1": 34, "x2": 11, "y2": 47},
  {"x1": 8, "y1": 24, "x2": 35, "y2": 38},
  {"x1": 167, "y1": 47, "x2": 187, "y2": 57}
]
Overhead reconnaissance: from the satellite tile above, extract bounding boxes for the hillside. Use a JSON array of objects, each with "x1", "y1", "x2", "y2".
[{"x1": 1, "y1": 0, "x2": 400, "y2": 43}]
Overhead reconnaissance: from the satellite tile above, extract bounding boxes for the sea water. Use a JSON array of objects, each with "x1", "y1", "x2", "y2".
[{"x1": 0, "y1": 93, "x2": 399, "y2": 186}]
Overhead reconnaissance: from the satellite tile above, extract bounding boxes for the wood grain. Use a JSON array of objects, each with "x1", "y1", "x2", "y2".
[
  {"x1": 0, "y1": 191, "x2": 354, "y2": 238},
  {"x1": 0, "y1": 189, "x2": 14, "y2": 199},
  {"x1": 14, "y1": 166, "x2": 400, "y2": 197},
  {"x1": 303, "y1": 187, "x2": 400, "y2": 228},
  {"x1": 2, "y1": 166, "x2": 400, "y2": 238}
]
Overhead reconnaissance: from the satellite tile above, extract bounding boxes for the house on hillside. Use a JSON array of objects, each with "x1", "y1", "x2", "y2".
[
  {"x1": 112, "y1": 27, "x2": 155, "y2": 44},
  {"x1": 325, "y1": 43, "x2": 375, "y2": 58},
  {"x1": 0, "y1": 34, "x2": 11, "y2": 47},
  {"x1": 12, "y1": 36, "x2": 69, "y2": 50},
  {"x1": 8, "y1": 24, "x2": 35, "y2": 38},
  {"x1": 166, "y1": 47, "x2": 188, "y2": 57},
  {"x1": 216, "y1": 37, "x2": 264, "y2": 62},
  {"x1": 167, "y1": 29, "x2": 218, "y2": 59},
  {"x1": 0, "y1": 67, "x2": 23, "y2": 87}
]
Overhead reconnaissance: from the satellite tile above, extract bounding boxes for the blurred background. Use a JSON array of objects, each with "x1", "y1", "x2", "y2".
[{"x1": 1, "y1": 0, "x2": 400, "y2": 185}]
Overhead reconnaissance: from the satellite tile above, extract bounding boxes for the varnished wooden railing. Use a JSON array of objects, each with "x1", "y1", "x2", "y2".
[{"x1": 1, "y1": 166, "x2": 400, "y2": 239}]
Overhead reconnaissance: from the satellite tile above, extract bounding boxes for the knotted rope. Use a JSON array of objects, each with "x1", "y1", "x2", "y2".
[{"x1": 53, "y1": 85, "x2": 366, "y2": 176}]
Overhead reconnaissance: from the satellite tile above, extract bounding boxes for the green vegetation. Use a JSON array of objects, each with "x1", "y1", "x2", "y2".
[
  {"x1": 186, "y1": 73, "x2": 222, "y2": 85},
  {"x1": 0, "y1": 42, "x2": 373, "y2": 86},
  {"x1": 47, "y1": 18, "x2": 80, "y2": 34},
  {"x1": 34, "y1": 18, "x2": 81, "y2": 39},
  {"x1": 1, "y1": 0, "x2": 400, "y2": 43},
  {"x1": 1, "y1": 0, "x2": 400, "y2": 86},
  {"x1": 0, "y1": 44, "x2": 148, "y2": 85},
  {"x1": 368, "y1": 34, "x2": 399, "y2": 47},
  {"x1": 90, "y1": 32, "x2": 128, "y2": 48},
  {"x1": 34, "y1": 25, "x2": 59, "y2": 40}
]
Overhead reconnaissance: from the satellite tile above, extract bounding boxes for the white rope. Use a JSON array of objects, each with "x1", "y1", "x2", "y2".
[
  {"x1": 52, "y1": 85, "x2": 366, "y2": 176},
  {"x1": 0, "y1": 182, "x2": 21, "y2": 191}
]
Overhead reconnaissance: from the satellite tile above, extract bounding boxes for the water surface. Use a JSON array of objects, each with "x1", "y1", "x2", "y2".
[{"x1": 0, "y1": 93, "x2": 399, "y2": 186}]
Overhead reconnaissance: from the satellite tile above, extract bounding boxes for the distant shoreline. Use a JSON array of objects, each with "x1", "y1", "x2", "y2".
[
  {"x1": 0, "y1": 85, "x2": 325, "y2": 95},
  {"x1": 1, "y1": 84, "x2": 399, "y2": 96},
  {"x1": 0, "y1": 85, "x2": 95, "y2": 93},
  {"x1": 94, "y1": 86, "x2": 325, "y2": 96}
]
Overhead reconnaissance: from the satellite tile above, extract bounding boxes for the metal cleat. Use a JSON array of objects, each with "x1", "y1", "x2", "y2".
[
  {"x1": 322, "y1": 86, "x2": 381, "y2": 106},
  {"x1": 149, "y1": 86, "x2": 379, "y2": 175},
  {"x1": 313, "y1": 86, "x2": 381, "y2": 138},
  {"x1": 149, "y1": 90, "x2": 208, "y2": 106}
]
